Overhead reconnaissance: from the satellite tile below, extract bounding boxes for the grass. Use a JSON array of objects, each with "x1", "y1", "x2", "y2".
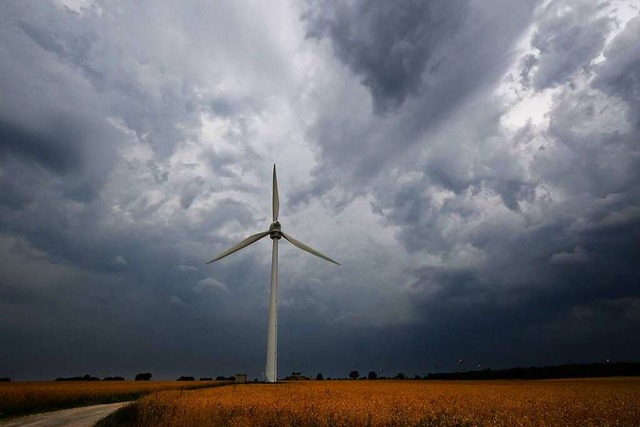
[
  {"x1": 95, "y1": 402, "x2": 139, "y2": 427},
  {"x1": 99, "y1": 377, "x2": 640, "y2": 426},
  {"x1": 0, "y1": 380, "x2": 230, "y2": 420}
]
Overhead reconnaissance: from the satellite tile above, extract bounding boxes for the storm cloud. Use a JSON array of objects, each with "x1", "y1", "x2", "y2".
[{"x1": 0, "y1": 0, "x2": 639, "y2": 381}]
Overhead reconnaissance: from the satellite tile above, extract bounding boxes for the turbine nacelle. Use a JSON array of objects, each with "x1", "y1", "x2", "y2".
[{"x1": 269, "y1": 221, "x2": 282, "y2": 240}]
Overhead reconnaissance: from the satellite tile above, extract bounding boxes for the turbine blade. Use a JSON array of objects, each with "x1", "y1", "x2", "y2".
[
  {"x1": 272, "y1": 164, "x2": 279, "y2": 222},
  {"x1": 207, "y1": 231, "x2": 270, "y2": 264},
  {"x1": 282, "y1": 232, "x2": 340, "y2": 265}
]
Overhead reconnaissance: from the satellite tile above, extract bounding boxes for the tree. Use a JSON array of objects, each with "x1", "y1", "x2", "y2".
[
  {"x1": 316, "y1": 373, "x2": 324, "y2": 380},
  {"x1": 135, "y1": 372, "x2": 152, "y2": 381},
  {"x1": 55, "y1": 374, "x2": 99, "y2": 381},
  {"x1": 284, "y1": 372, "x2": 309, "y2": 380},
  {"x1": 349, "y1": 370, "x2": 359, "y2": 380},
  {"x1": 395, "y1": 372, "x2": 406, "y2": 380},
  {"x1": 368, "y1": 371, "x2": 378, "y2": 380}
]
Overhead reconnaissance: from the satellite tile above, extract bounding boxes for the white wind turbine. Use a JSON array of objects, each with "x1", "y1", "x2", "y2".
[{"x1": 207, "y1": 165, "x2": 339, "y2": 383}]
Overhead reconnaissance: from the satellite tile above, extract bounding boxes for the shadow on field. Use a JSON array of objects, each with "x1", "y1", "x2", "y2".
[
  {"x1": 95, "y1": 382, "x2": 237, "y2": 427},
  {"x1": 95, "y1": 403, "x2": 137, "y2": 427}
]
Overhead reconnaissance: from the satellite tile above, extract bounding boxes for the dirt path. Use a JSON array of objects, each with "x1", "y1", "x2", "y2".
[{"x1": 0, "y1": 402, "x2": 132, "y2": 427}]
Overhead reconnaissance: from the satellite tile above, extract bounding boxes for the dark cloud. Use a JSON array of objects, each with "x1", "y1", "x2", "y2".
[
  {"x1": 396, "y1": 199, "x2": 640, "y2": 367},
  {"x1": 302, "y1": 0, "x2": 538, "y2": 191},
  {"x1": 180, "y1": 177, "x2": 206, "y2": 209},
  {"x1": 0, "y1": 0, "x2": 299, "y2": 380},
  {"x1": 529, "y1": 0, "x2": 612, "y2": 89},
  {"x1": 1, "y1": 0, "x2": 639, "y2": 382},
  {"x1": 0, "y1": 117, "x2": 81, "y2": 175},
  {"x1": 147, "y1": 160, "x2": 170, "y2": 184},
  {"x1": 304, "y1": 0, "x2": 469, "y2": 114},
  {"x1": 594, "y1": 16, "x2": 640, "y2": 125},
  {"x1": 357, "y1": 1, "x2": 640, "y2": 369}
]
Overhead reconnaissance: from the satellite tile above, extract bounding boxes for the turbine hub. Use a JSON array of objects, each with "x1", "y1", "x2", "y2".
[{"x1": 269, "y1": 221, "x2": 282, "y2": 239}]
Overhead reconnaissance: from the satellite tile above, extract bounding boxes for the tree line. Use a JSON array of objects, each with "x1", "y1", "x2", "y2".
[
  {"x1": 294, "y1": 362, "x2": 640, "y2": 381},
  {"x1": 3, "y1": 362, "x2": 638, "y2": 383},
  {"x1": 425, "y1": 362, "x2": 640, "y2": 380},
  {"x1": 48, "y1": 373, "x2": 234, "y2": 381}
]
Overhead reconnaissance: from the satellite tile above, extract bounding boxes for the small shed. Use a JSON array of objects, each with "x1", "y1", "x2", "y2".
[{"x1": 235, "y1": 373, "x2": 247, "y2": 383}]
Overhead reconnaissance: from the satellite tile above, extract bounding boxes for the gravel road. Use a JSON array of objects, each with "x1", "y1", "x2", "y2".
[{"x1": 0, "y1": 402, "x2": 132, "y2": 427}]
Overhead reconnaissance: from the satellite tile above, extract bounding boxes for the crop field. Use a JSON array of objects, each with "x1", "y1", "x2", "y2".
[
  {"x1": 104, "y1": 378, "x2": 640, "y2": 426},
  {"x1": 0, "y1": 380, "x2": 226, "y2": 419}
]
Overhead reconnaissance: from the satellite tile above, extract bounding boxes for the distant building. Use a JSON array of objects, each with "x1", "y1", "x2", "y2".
[{"x1": 235, "y1": 373, "x2": 247, "y2": 383}]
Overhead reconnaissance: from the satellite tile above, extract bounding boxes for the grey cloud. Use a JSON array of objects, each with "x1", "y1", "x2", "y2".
[
  {"x1": 549, "y1": 246, "x2": 589, "y2": 264},
  {"x1": 147, "y1": 160, "x2": 169, "y2": 184},
  {"x1": 176, "y1": 264, "x2": 199, "y2": 272},
  {"x1": 530, "y1": 0, "x2": 611, "y2": 89},
  {"x1": 0, "y1": 0, "x2": 311, "y2": 380},
  {"x1": 594, "y1": 16, "x2": 640, "y2": 125},
  {"x1": 400, "y1": 201, "x2": 640, "y2": 365},
  {"x1": 7, "y1": 2, "x2": 207, "y2": 162},
  {"x1": 0, "y1": 6, "x2": 127, "y2": 203},
  {"x1": 303, "y1": 0, "x2": 537, "y2": 195},
  {"x1": 0, "y1": 117, "x2": 80, "y2": 176},
  {"x1": 539, "y1": 13, "x2": 640, "y2": 199},
  {"x1": 0, "y1": 177, "x2": 279, "y2": 377},
  {"x1": 1, "y1": 0, "x2": 639, "y2": 381},
  {"x1": 287, "y1": 166, "x2": 360, "y2": 213},
  {"x1": 518, "y1": 53, "x2": 538, "y2": 86},
  {"x1": 18, "y1": 20, "x2": 97, "y2": 71},
  {"x1": 358, "y1": 1, "x2": 640, "y2": 369},
  {"x1": 304, "y1": 0, "x2": 469, "y2": 114},
  {"x1": 180, "y1": 177, "x2": 206, "y2": 209},
  {"x1": 201, "y1": 198, "x2": 259, "y2": 232}
]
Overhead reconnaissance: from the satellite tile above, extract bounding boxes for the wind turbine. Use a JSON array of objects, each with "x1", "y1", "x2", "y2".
[{"x1": 207, "y1": 165, "x2": 339, "y2": 383}]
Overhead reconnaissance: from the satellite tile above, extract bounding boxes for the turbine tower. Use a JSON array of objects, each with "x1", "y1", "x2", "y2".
[{"x1": 207, "y1": 165, "x2": 339, "y2": 383}]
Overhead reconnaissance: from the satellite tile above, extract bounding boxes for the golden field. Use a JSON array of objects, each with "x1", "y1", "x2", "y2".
[
  {"x1": 0, "y1": 380, "x2": 226, "y2": 419},
  {"x1": 111, "y1": 378, "x2": 640, "y2": 426}
]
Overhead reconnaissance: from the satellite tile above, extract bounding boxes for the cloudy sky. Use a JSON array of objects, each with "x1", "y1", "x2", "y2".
[{"x1": 1, "y1": 0, "x2": 639, "y2": 381}]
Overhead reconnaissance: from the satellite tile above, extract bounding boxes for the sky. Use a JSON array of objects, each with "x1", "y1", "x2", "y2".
[{"x1": 0, "y1": 0, "x2": 639, "y2": 381}]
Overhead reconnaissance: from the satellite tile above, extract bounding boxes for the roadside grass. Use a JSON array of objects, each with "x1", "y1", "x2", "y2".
[
  {"x1": 0, "y1": 380, "x2": 231, "y2": 420},
  {"x1": 95, "y1": 402, "x2": 138, "y2": 427}
]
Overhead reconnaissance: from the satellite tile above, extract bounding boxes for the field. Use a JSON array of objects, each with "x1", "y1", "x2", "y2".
[
  {"x1": 0, "y1": 380, "x2": 227, "y2": 419},
  {"x1": 101, "y1": 378, "x2": 640, "y2": 426}
]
